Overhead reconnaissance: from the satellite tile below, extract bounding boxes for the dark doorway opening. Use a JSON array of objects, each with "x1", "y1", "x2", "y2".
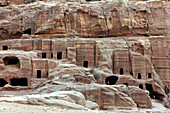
[
  {"x1": 0, "y1": 79, "x2": 8, "y2": 87},
  {"x1": 42, "y1": 53, "x2": 46, "y2": 58},
  {"x1": 120, "y1": 68, "x2": 123, "y2": 75},
  {"x1": 37, "y1": 70, "x2": 41, "y2": 78},
  {"x1": 105, "y1": 76, "x2": 119, "y2": 85},
  {"x1": 139, "y1": 84, "x2": 143, "y2": 89},
  {"x1": 138, "y1": 73, "x2": 141, "y2": 79},
  {"x1": 3, "y1": 56, "x2": 20, "y2": 67},
  {"x1": 83, "y1": 61, "x2": 88, "y2": 68},
  {"x1": 51, "y1": 52, "x2": 53, "y2": 58},
  {"x1": 10, "y1": 78, "x2": 28, "y2": 86},
  {"x1": 86, "y1": 0, "x2": 91, "y2": 1},
  {"x1": 57, "y1": 52, "x2": 62, "y2": 60},
  {"x1": 24, "y1": 28, "x2": 31, "y2": 35},
  {"x1": 148, "y1": 73, "x2": 152, "y2": 78},
  {"x1": 165, "y1": 86, "x2": 169, "y2": 95},
  {"x1": 47, "y1": 72, "x2": 48, "y2": 77},
  {"x1": 3, "y1": 46, "x2": 8, "y2": 50},
  {"x1": 124, "y1": 83, "x2": 128, "y2": 86},
  {"x1": 145, "y1": 83, "x2": 164, "y2": 100},
  {"x1": 130, "y1": 71, "x2": 133, "y2": 76},
  {"x1": 145, "y1": 83, "x2": 153, "y2": 97}
]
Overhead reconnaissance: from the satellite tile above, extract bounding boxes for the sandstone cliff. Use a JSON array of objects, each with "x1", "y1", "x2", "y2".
[{"x1": 0, "y1": 0, "x2": 170, "y2": 112}]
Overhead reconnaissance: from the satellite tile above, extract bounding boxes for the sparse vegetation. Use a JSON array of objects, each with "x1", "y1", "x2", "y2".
[
  {"x1": 89, "y1": 68, "x2": 94, "y2": 74},
  {"x1": 94, "y1": 73, "x2": 99, "y2": 79},
  {"x1": 26, "y1": 0, "x2": 36, "y2": 4}
]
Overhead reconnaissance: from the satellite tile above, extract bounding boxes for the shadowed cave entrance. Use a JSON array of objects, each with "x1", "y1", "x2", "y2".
[
  {"x1": 3, "y1": 56, "x2": 20, "y2": 68},
  {"x1": 105, "y1": 76, "x2": 118, "y2": 85},
  {"x1": 145, "y1": 83, "x2": 164, "y2": 100},
  {"x1": 0, "y1": 79, "x2": 8, "y2": 87},
  {"x1": 139, "y1": 84, "x2": 143, "y2": 89},
  {"x1": 10, "y1": 78, "x2": 28, "y2": 86},
  {"x1": 24, "y1": 28, "x2": 31, "y2": 35},
  {"x1": 130, "y1": 71, "x2": 133, "y2": 76}
]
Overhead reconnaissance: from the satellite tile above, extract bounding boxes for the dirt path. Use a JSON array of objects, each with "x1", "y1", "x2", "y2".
[{"x1": 0, "y1": 101, "x2": 169, "y2": 113}]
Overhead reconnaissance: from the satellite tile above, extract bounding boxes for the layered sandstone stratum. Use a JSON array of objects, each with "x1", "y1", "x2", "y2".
[{"x1": 0, "y1": 0, "x2": 170, "y2": 112}]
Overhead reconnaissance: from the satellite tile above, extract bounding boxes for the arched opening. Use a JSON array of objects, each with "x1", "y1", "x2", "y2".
[
  {"x1": 130, "y1": 71, "x2": 133, "y2": 76},
  {"x1": 0, "y1": 79, "x2": 8, "y2": 87},
  {"x1": 83, "y1": 61, "x2": 88, "y2": 68},
  {"x1": 3, "y1": 56, "x2": 20, "y2": 68},
  {"x1": 120, "y1": 68, "x2": 123, "y2": 75},
  {"x1": 105, "y1": 76, "x2": 118, "y2": 85},
  {"x1": 136, "y1": 48, "x2": 144, "y2": 55},
  {"x1": 132, "y1": 43, "x2": 144, "y2": 55},
  {"x1": 37, "y1": 70, "x2": 41, "y2": 78},
  {"x1": 139, "y1": 84, "x2": 143, "y2": 89},
  {"x1": 24, "y1": 28, "x2": 31, "y2": 35},
  {"x1": 3, "y1": 46, "x2": 8, "y2": 50},
  {"x1": 138, "y1": 73, "x2": 141, "y2": 79},
  {"x1": 42, "y1": 53, "x2": 46, "y2": 58},
  {"x1": 57, "y1": 52, "x2": 62, "y2": 60},
  {"x1": 10, "y1": 78, "x2": 28, "y2": 86},
  {"x1": 148, "y1": 73, "x2": 152, "y2": 78}
]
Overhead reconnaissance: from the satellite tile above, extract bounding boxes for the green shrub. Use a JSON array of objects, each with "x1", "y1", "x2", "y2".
[
  {"x1": 94, "y1": 74, "x2": 99, "y2": 79},
  {"x1": 26, "y1": 0, "x2": 36, "y2": 4},
  {"x1": 89, "y1": 68, "x2": 94, "y2": 74}
]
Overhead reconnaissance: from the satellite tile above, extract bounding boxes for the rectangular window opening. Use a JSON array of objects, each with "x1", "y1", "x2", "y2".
[
  {"x1": 3, "y1": 46, "x2": 8, "y2": 50},
  {"x1": 42, "y1": 53, "x2": 46, "y2": 58}
]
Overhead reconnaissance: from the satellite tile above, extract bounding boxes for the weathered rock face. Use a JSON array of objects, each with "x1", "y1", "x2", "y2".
[
  {"x1": 0, "y1": 1, "x2": 169, "y2": 39},
  {"x1": 0, "y1": 0, "x2": 170, "y2": 112}
]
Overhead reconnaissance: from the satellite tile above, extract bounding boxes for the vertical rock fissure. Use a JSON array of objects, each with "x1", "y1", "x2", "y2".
[{"x1": 101, "y1": 6, "x2": 109, "y2": 37}]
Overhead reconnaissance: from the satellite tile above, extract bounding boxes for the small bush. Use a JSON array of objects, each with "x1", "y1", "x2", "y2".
[
  {"x1": 89, "y1": 68, "x2": 94, "y2": 74},
  {"x1": 94, "y1": 74, "x2": 99, "y2": 79},
  {"x1": 26, "y1": 0, "x2": 36, "y2": 4}
]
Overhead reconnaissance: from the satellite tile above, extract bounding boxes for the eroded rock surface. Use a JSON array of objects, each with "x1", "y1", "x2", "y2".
[
  {"x1": 0, "y1": 0, "x2": 170, "y2": 112},
  {"x1": 0, "y1": 1, "x2": 170, "y2": 39}
]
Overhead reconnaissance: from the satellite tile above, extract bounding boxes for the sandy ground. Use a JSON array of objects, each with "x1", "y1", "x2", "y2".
[
  {"x1": 0, "y1": 102, "x2": 115, "y2": 113},
  {"x1": 0, "y1": 90, "x2": 169, "y2": 113},
  {"x1": 0, "y1": 101, "x2": 169, "y2": 113}
]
